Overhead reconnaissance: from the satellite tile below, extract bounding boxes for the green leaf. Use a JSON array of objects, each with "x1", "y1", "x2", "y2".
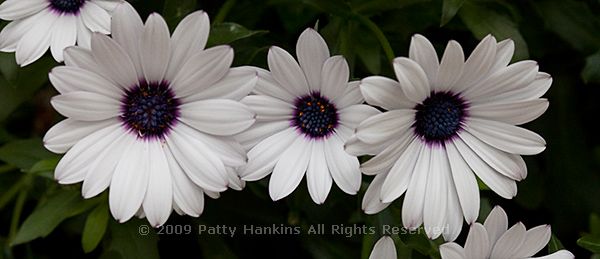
[
  {"x1": 582, "y1": 50, "x2": 600, "y2": 84},
  {"x1": 578, "y1": 234, "x2": 600, "y2": 254},
  {"x1": 106, "y1": 220, "x2": 159, "y2": 259},
  {"x1": 441, "y1": 0, "x2": 465, "y2": 26},
  {"x1": 458, "y1": 1, "x2": 529, "y2": 60},
  {"x1": 12, "y1": 189, "x2": 98, "y2": 245},
  {"x1": 162, "y1": 0, "x2": 197, "y2": 30},
  {"x1": 0, "y1": 139, "x2": 57, "y2": 171},
  {"x1": 548, "y1": 234, "x2": 565, "y2": 253},
  {"x1": 207, "y1": 23, "x2": 268, "y2": 47},
  {"x1": 82, "y1": 203, "x2": 109, "y2": 253}
]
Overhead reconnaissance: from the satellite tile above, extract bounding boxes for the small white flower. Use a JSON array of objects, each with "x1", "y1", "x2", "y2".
[
  {"x1": 43, "y1": 3, "x2": 256, "y2": 227},
  {"x1": 369, "y1": 236, "x2": 397, "y2": 259},
  {"x1": 440, "y1": 206, "x2": 574, "y2": 259},
  {"x1": 0, "y1": 0, "x2": 123, "y2": 66},
  {"x1": 352, "y1": 34, "x2": 551, "y2": 240},
  {"x1": 237, "y1": 28, "x2": 379, "y2": 204}
]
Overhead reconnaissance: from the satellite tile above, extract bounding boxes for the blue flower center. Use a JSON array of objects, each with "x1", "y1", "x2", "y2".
[
  {"x1": 292, "y1": 92, "x2": 338, "y2": 139},
  {"x1": 121, "y1": 81, "x2": 180, "y2": 139},
  {"x1": 49, "y1": 0, "x2": 86, "y2": 14},
  {"x1": 414, "y1": 91, "x2": 467, "y2": 144}
]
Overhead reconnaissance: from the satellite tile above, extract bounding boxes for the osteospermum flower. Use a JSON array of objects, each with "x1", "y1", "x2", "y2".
[
  {"x1": 351, "y1": 34, "x2": 551, "y2": 240},
  {"x1": 236, "y1": 28, "x2": 379, "y2": 203},
  {"x1": 440, "y1": 206, "x2": 574, "y2": 259},
  {"x1": 0, "y1": 0, "x2": 122, "y2": 66},
  {"x1": 43, "y1": 3, "x2": 256, "y2": 227},
  {"x1": 368, "y1": 236, "x2": 397, "y2": 259}
]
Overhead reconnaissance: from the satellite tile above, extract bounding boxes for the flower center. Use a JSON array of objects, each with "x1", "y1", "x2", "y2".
[
  {"x1": 49, "y1": 0, "x2": 86, "y2": 14},
  {"x1": 292, "y1": 92, "x2": 338, "y2": 139},
  {"x1": 121, "y1": 81, "x2": 180, "y2": 139},
  {"x1": 414, "y1": 91, "x2": 467, "y2": 144}
]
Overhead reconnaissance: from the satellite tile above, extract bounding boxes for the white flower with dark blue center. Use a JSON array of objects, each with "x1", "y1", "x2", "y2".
[
  {"x1": 351, "y1": 34, "x2": 551, "y2": 240},
  {"x1": 237, "y1": 28, "x2": 379, "y2": 204},
  {"x1": 0, "y1": 0, "x2": 123, "y2": 66},
  {"x1": 440, "y1": 206, "x2": 574, "y2": 259},
  {"x1": 42, "y1": 3, "x2": 257, "y2": 227}
]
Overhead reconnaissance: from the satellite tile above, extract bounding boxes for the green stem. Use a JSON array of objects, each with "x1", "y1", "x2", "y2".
[
  {"x1": 213, "y1": 0, "x2": 237, "y2": 24},
  {"x1": 0, "y1": 164, "x2": 16, "y2": 174},
  {"x1": 9, "y1": 190, "x2": 27, "y2": 242},
  {"x1": 354, "y1": 14, "x2": 395, "y2": 63}
]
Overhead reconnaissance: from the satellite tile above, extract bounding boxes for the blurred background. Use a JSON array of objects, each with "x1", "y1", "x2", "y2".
[{"x1": 0, "y1": 0, "x2": 599, "y2": 258}]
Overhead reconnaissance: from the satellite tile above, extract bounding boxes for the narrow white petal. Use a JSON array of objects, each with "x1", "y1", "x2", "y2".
[
  {"x1": 324, "y1": 134, "x2": 361, "y2": 194},
  {"x1": 240, "y1": 128, "x2": 297, "y2": 181},
  {"x1": 362, "y1": 172, "x2": 391, "y2": 214},
  {"x1": 355, "y1": 109, "x2": 415, "y2": 144},
  {"x1": 393, "y1": 57, "x2": 430, "y2": 103},
  {"x1": 464, "y1": 223, "x2": 491, "y2": 259},
  {"x1": 466, "y1": 118, "x2": 546, "y2": 155},
  {"x1": 490, "y1": 39, "x2": 515, "y2": 72},
  {"x1": 140, "y1": 14, "x2": 170, "y2": 82},
  {"x1": 360, "y1": 76, "x2": 414, "y2": 110},
  {"x1": 531, "y1": 250, "x2": 574, "y2": 259},
  {"x1": 166, "y1": 149, "x2": 206, "y2": 217},
  {"x1": 111, "y1": 2, "x2": 144, "y2": 78},
  {"x1": 109, "y1": 141, "x2": 149, "y2": 223},
  {"x1": 267, "y1": 46, "x2": 309, "y2": 97},
  {"x1": 171, "y1": 46, "x2": 234, "y2": 98},
  {"x1": 514, "y1": 225, "x2": 552, "y2": 258},
  {"x1": 173, "y1": 123, "x2": 246, "y2": 168},
  {"x1": 335, "y1": 81, "x2": 364, "y2": 109},
  {"x1": 409, "y1": 34, "x2": 439, "y2": 83},
  {"x1": 253, "y1": 67, "x2": 296, "y2": 102},
  {"x1": 269, "y1": 137, "x2": 311, "y2": 201},
  {"x1": 306, "y1": 141, "x2": 332, "y2": 204},
  {"x1": 49, "y1": 66, "x2": 123, "y2": 99},
  {"x1": 469, "y1": 99, "x2": 549, "y2": 125},
  {"x1": 63, "y1": 46, "x2": 97, "y2": 71},
  {"x1": 241, "y1": 95, "x2": 293, "y2": 122},
  {"x1": 444, "y1": 178, "x2": 464, "y2": 241},
  {"x1": 91, "y1": 33, "x2": 138, "y2": 89},
  {"x1": 50, "y1": 91, "x2": 120, "y2": 121},
  {"x1": 361, "y1": 132, "x2": 416, "y2": 175},
  {"x1": 440, "y1": 243, "x2": 466, "y2": 259},
  {"x1": 320, "y1": 56, "x2": 349, "y2": 101},
  {"x1": 179, "y1": 99, "x2": 255, "y2": 136},
  {"x1": 490, "y1": 222, "x2": 527, "y2": 259},
  {"x1": 483, "y1": 206, "x2": 510, "y2": 245},
  {"x1": 446, "y1": 142, "x2": 480, "y2": 223},
  {"x1": 44, "y1": 118, "x2": 115, "y2": 154},
  {"x1": 344, "y1": 135, "x2": 386, "y2": 157},
  {"x1": 338, "y1": 104, "x2": 380, "y2": 130},
  {"x1": 0, "y1": 16, "x2": 38, "y2": 51},
  {"x1": 296, "y1": 28, "x2": 330, "y2": 92},
  {"x1": 465, "y1": 60, "x2": 538, "y2": 101},
  {"x1": 142, "y1": 142, "x2": 173, "y2": 227},
  {"x1": 454, "y1": 35, "x2": 497, "y2": 93},
  {"x1": 50, "y1": 15, "x2": 77, "y2": 62},
  {"x1": 15, "y1": 10, "x2": 56, "y2": 66},
  {"x1": 369, "y1": 236, "x2": 397, "y2": 259},
  {"x1": 434, "y1": 40, "x2": 464, "y2": 92},
  {"x1": 166, "y1": 11, "x2": 209, "y2": 81},
  {"x1": 423, "y1": 147, "x2": 449, "y2": 239},
  {"x1": 90, "y1": 0, "x2": 122, "y2": 11},
  {"x1": 80, "y1": 1, "x2": 111, "y2": 34},
  {"x1": 477, "y1": 72, "x2": 551, "y2": 104},
  {"x1": 236, "y1": 120, "x2": 289, "y2": 150},
  {"x1": 401, "y1": 143, "x2": 430, "y2": 229},
  {"x1": 379, "y1": 138, "x2": 420, "y2": 202},
  {"x1": 0, "y1": 0, "x2": 47, "y2": 20},
  {"x1": 183, "y1": 66, "x2": 257, "y2": 102},
  {"x1": 76, "y1": 16, "x2": 92, "y2": 49}
]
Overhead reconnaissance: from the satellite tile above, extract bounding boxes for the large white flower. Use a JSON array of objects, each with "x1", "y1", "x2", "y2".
[
  {"x1": 43, "y1": 3, "x2": 256, "y2": 227},
  {"x1": 237, "y1": 28, "x2": 379, "y2": 204},
  {"x1": 0, "y1": 0, "x2": 122, "y2": 66},
  {"x1": 440, "y1": 206, "x2": 574, "y2": 259},
  {"x1": 368, "y1": 236, "x2": 397, "y2": 259},
  {"x1": 352, "y1": 34, "x2": 551, "y2": 240}
]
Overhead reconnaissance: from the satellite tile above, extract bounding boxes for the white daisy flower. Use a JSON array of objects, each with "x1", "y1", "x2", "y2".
[
  {"x1": 352, "y1": 34, "x2": 551, "y2": 240},
  {"x1": 440, "y1": 206, "x2": 574, "y2": 259},
  {"x1": 237, "y1": 28, "x2": 380, "y2": 204},
  {"x1": 368, "y1": 236, "x2": 397, "y2": 259},
  {"x1": 0, "y1": 0, "x2": 123, "y2": 66},
  {"x1": 42, "y1": 3, "x2": 256, "y2": 227}
]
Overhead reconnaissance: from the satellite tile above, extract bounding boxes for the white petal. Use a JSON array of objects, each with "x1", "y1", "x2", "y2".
[
  {"x1": 305, "y1": 140, "x2": 332, "y2": 204},
  {"x1": 142, "y1": 142, "x2": 173, "y2": 227},
  {"x1": 409, "y1": 34, "x2": 439, "y2": 83},
  {"x1": 355, "y1": 109, "x2": 415, "y2": 144},
  {"x1": 379, "y1": 138, "x2": 420, "y2": 202},
  {"x1": 393, "y1": 57, "x2": 430, "y2": 103},
  {"x1": 423, "y1": 147, "x2": 449, "y2": 239},
  {"x1": 43, "y1": 118, "x2": 115, "y2": 153},
  {"x1": 466, "y1": 118, "x2": 546, "y2": 155},
  {"x1": 80, "y1": 1, "x2": 111, "y2": 34},
  {"x1": 490, "y1": 39, "x2": 515, "y2": 72},
  {"x1": 241, "y1": 95, "x2": 293, "y2": 122},
  {"x1": 434, "y1": 40, "x2": 464, "y2": 92},
  {"x1": 184, "y1": 66, "x2": 257, "y2": 101},
  {"x1": 483, "y1": 206, "x2": 509, "y2": 245},
  {"x1": 464, "y1": 223, "x2": 491, "y2": 259},
  {"x1": 240, "y1": 128, "x2": 297, "y2": 181},
  {"x1": 90, "y1": 0, "x2": 122, "y2": 11},
  {"x1": 454, "y1": 35, "x2": 497, "y2": 93},
  {"x1": 338, "y1": 104, "x2": 380, "y2": 129},
  {"x1": 490, "y1": 222, "x2": 527, "y2": 259},
  {"x1": 0, "y1": 16, "x2": 38, "y2": 51},
  {"x1": 236, "y1": 120, "x2": 289, "y2": 150},
  {"x1": 324, "y1": 134, "x2": 361, "y2": 194},
  {"x1": 465, "y1": 60, "x2": 538, "y2": 101},
  {"x1": 63, "y1": 46, "x2": 97, "y2": 71},
  {"x1": 452, "y1": 137, "x2": 517, "y2": 199},
  {"x1": 267, "y1": 46, "x2": 309, "y2": 97},
  {"x1": 445, "y1": 142, "x2": 479, "y2": 223},
  {"x1": 362, "y1": 172, "x2": 391, "y2": 214},
  {"x1": 469, "y1": 99, "x2": 549, "y2": 125},
  {"x1": 49, "y1": 66, "x2": 123, "y2": 99},
  {"x1": 110, "y1": 2, "x2": 144, "y2": 78},
  {"x1": 269, "y1": 137, "x2": 311, "y2": 201},
  {"x1": 444, "y1": 179, "x2": 464, "y2": 241},
  {"x1": 401, "y1": 143, "x2": 429, "y2": 229},
  {"x1": 320, "y1": 56, "x2": 349, "y2": 101},
  {"x1": 109, "y1": 140, "x2": 150, "y2": 223},
  {"x1": 166, "y1": 11, "x2": 209, "y2": 81},
  {"x1": 514, "y1": 225, "x2": 552, "y2": 258},
  {"x1": 15, "y1": 10, "x2": 56, "y2": 66},
  {"x1": 360, "y1": 132, "x2": 416, "y2": 175},
  {"x1": 253, "y1": 67, "x2": 296, "y2": 102},
  {"x1": 51, "y1": 91, "x2": 120, "y2": 121},
  {"x1": 478, "y1": 72, "x2": 551, "y2": 104},
  {"x1": 179, "y1": 99, "x2": 255, "y2": 136},
  {"x1": 167, "y1": 149, "x2": 206, "y2": 217},
  {"x1": 171, "y1": 45, "x2": 234, "y2": 98},
  {"x1": 226, "y1": 167, "x2": 245, "y2": 190},
  {"x1": 343, "y1": 135, "x2": 386, "y2": 157},
  {"x1": 91, "y1": 33, "x2": 138, "y2": 89},
  {"x1": 369, "y1": 236, "x2": 397, "y2": 259},
  {"x1": 140, "y1": 14, "x2": 170, "y2": 82},
  {"x1": 296, "y1": 28, "x2": 330, "y2": 92},
  {"x1": 531, "y1": 250, "x2": 574, "y2": 259},
  {"x1": 76, "y1": 16, "x2": 92, "y2": 49},
  {"x1": 174, "y1": 123, "x2": 246, "y2": 168},
  {"x1": 439, "y1": 243, "x2": 466, "y2": 259},
  {"x1": 50, "y1": 15, "x2": 77, "y2": 62},
  {"x1": 335, "y1": 81, "x2": 364, "y2": 109},
  {"x1": 0, "y1": 0, "x2": 47, "y2": 20},
  {"x1": 360, "y1": 76, "x2": 414, "y2": 110}
]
